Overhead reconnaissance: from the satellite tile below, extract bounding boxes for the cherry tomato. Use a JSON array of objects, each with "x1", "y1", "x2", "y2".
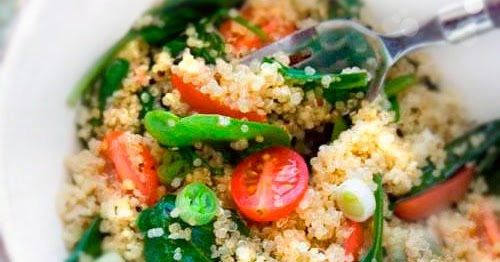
[
  {"x1": 102, "y1": 131, "x2": 160, "y2": 205},
  {"x1": 171, "y1": 73, "x2": 266, "y2": 122},
  {"x1": 230, "y1": 147, "x2": 309, "y2": 222},
  {"x1": 344, "y1": 220, "x2": 364, "y2": 261},
  {"x1": 394, "y1": 166, "x2": 475, "y2": 221}
]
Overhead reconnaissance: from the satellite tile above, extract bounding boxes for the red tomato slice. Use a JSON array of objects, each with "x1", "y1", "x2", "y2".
[
  {"x1": 102, "y1": 131, "x2": 160, "y2": 205},
  {"x1": 394, "y1": 166, "x2": 475, "y2": 221},
  {"x1": 230, "y1": 147, "x2": 309, "y2": 222},
  {"x1": 344, "y1": 220, "x2": 364, "y2": 261},
  {"x1": 171, "y1": 73, "x2": 266, "y2": 122}
]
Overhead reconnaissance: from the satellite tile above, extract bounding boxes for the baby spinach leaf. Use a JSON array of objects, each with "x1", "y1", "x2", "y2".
[
  {"x1": 99, "y1": 59, "x2": 130, "y2": 110},
  {"x1": 138, "y1": 195, "x2": 250, "y2": 262},
  {"x1": 135, "y1": 0, "x2": 243, "y2": 46},
  {"x1": 359, "y1": 174, "x2": 384, "y2": 262},
  {"x1": 144, "y1": 110, "x2": 290, "y2": 148},
  {"x1": 68, "y1": 34, "x2": 135, "y2": 106},
  {"x1": 138, "y1": 195, "x2": 214, "y2": 262},
  {"x1": 264, "y1": 58, "x2": 369, "y2": 105},
  {"x1": 401, "y1": 119, "x2": 500, "y2": 200},
  {"x1": 65, "y1": 217, "x2": 104, "y2": 262}
]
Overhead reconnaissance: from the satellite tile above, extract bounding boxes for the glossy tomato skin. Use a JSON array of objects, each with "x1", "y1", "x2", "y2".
[
  {"x1": 231, "y1": 147, "x2": 309, "y2": 222},
  {"x1": 394, "y1": 166, "x2": 475, "y2": 221},
  {"x1": 102, "y1": 131, "x2": 160, "y2": 205},
  {"x1": 343, "y1": 220, "x2": 364, "y2": 261},
  {"x1": 171, "y1": 73, "x2": 266, "y2": 122}
]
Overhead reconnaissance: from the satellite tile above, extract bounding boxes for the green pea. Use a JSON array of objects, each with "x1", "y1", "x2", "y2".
[{"x1": 175, "y1": 182, "x2": 219, "y2": 226}]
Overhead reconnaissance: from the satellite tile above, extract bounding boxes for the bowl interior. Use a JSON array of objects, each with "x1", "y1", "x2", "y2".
[{"x1": 0, "y1": 0, "x2": 499, "y2": 261}]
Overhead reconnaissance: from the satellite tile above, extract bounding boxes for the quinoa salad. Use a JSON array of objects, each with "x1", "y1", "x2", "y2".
[{"x1": 59, "y1": 0, "x2": 500, "y2": 261}]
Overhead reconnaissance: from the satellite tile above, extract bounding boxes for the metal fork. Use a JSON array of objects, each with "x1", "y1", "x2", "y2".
[{"x1": 242, "y1": 0, "x2": 500, "y2": 100}]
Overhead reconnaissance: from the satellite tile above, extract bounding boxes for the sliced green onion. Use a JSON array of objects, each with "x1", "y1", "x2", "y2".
[
  {"x1": 337, "y1": 178, "x2": 375, "y2": 222},
  {"x1": 176, "y1": 182, "x2": 219, "y2": 226}
]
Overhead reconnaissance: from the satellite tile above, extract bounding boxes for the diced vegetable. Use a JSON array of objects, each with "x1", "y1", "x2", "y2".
[
  {"x1": 176, "y1": 182, "x2": 220, "y2": 226},
  {"x1": 171, "y1": 73, "x2": 266, "y2": 121},
  {"x1": 394, "y1": 166, "x2": 475, "y2": 221},
  {"x1": 230, "y1": 147, "x2": 309, "y2": 222},
  {"x1": 138, "y1": 195, "x2": 249, "y2": 262},
  {"x1": 65, "y1": 217, "x2": 103, "y2": 262},
  {"x1": 337, "y1": 178, "x2": 376, "y2": 222},
  {"x1": 359, "y1": 174, "x2": 384, "y2": 262},
  {"x1": 144, "y1": 110, "x2": 290, "y2": 148},
  {"x1": 343, "y1": 220, "x2": 364, "y2": 261},
  {"x1": 102, "y1": 131, "x2": 160, "y2": 205},
  {"x1": 98, "y1": 59, "x2": 130, "y2": 110}
]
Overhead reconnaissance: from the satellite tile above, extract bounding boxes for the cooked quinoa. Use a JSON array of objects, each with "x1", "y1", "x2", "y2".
[{"x1": 59, "y1": 0, "x2": 500, "y2": 262}]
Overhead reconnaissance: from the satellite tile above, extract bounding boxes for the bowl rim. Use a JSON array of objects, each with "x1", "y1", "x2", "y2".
[{"x1": 0, "y1": 0, "x2": 48, "y2": 260}]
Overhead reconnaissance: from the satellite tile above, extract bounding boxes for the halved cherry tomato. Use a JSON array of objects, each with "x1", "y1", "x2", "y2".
[
  {"x1": 171, "y1": 73, "x2": 266, "y2": 122},
  {"x1": 219, "y1": 8, "x2": 296, "y2": 55},
  {"x1": 394, "y1": 166, "x2": 475, "y2": 221},
  {"x1": 230, "y1": 147, "x2": 309, "y2": 222},
  {"x1": 344, "y1": 220, "x2": 364, "y2": 261},
  {"x1": 102, "y1": 131, "x2": 160, "y2": 205}
]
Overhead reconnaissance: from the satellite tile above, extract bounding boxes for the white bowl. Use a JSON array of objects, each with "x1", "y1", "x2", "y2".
[{"x1": 0, "y1": 0, "x2": 499, "y2": 261}]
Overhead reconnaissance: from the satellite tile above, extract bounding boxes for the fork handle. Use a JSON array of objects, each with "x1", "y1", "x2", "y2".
[
  {"x1": 439, "y1": 0, "x2": 499, "y2": 42},
  {"x1": 382, "y1": 0, "x2": 499, "y2": 62},
  {"x1": 487, "y1": 0, "x2": 500, "y2": 27}
]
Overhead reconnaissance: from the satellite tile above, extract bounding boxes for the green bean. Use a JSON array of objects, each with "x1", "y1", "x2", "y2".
[{"x1": 144, "y1": 110, "x2": 290, "y2": 148}]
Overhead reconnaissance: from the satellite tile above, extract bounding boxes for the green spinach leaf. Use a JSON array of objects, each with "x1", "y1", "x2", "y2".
[
  {"x1": 359, "y1": 174, "x2": 384, "y2": 262},
  {"x1": 138, "y1": 195, "x2": 214, "y2": 262},
  {"x1": 138, "y1": 195, "x2": 250, "y2": 262},
  {"x1": 65, "y1": 217, "x2": 104, "y2": 262},
  {"x1": 99, "y1": 59, "x2": 130, "y2": 110}
]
